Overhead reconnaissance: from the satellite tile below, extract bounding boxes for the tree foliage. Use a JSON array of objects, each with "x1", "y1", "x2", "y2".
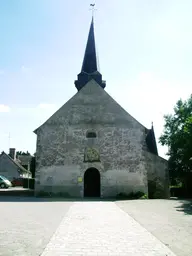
[
  {"x1": 159, "y1": 94, "x2": 192, "y2": 181},
  {"x1": 16, "y1": 151, "x2": 31, "y2": 157}
]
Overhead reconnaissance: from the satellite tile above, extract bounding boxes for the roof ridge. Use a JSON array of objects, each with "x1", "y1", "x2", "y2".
[{"x1": 0, "y1": 152, "x2": 30, "y2": 174}]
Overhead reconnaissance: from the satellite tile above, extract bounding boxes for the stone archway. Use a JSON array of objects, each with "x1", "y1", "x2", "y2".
[{"x1": 84, "y1": 168, "x2": 100, "y2": 197}]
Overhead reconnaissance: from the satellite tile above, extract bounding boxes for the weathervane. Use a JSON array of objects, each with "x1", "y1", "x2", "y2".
[{"x1": 90, "y1": 3, "x2": 97, "y2": 17}]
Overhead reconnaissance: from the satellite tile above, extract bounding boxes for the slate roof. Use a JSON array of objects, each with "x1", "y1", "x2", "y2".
[
  {"x1": 81, "y1": 17, "x2": 98, "y2": 73},
  {"x1": 0, "y1": 152, "x2": 31, "y2": 174},
  {"x1": 74, "y1": 17, "x2": 106, "y2": 91},
  {"x1": 146, "y1": 124, "x2": 158, "y2": 155}
]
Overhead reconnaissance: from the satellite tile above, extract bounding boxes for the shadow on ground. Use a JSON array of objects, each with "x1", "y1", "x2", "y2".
[
  {"x1": 0, "y1": 196, "x2": 116, "y2": 202},
  {"x1": 0, "y1": 189, "x2": 115, "y2": 202},
  {"x1": 0, "y1": 188, "x2": 141, "y2": 202},
  {"x1": 172, "y1": 198, "x2": 192, "y2": 215},
  {"x1": 0, "y1": 193, "x2": 148, "y2": 203},
  {"x1": 0, "y1": 188, "x2": 34, "y2": 197},
  {"x1": 1, "y1": 189, "x2": 192, "y2": 207}
]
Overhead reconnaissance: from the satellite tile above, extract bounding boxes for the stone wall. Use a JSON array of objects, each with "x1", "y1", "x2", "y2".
[
  {"x1": 145, "y1": 151, "x2": 170, "y2": 199},
  {"x1": 35, "y1": 80, "x2": 149, "y2": 197},
  {"x1": 35, "y1": 125, "x2": 148, "y2": 197}
]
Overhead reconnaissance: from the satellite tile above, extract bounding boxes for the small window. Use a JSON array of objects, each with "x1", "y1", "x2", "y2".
[{"x1": 86, "y1": 131, "x2": 97, "y2": 138}]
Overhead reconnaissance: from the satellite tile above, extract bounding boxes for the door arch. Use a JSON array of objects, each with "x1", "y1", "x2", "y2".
[{"x1": 84, "y1": 168, "x2": 100, "y2": 197}]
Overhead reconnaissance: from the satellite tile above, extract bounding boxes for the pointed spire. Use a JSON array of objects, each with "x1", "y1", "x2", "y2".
[
  {"x1": 81, "y1": 17, "x2": 98, "y2": 73},
  {"x1": 146, "y1": 122, "x2": 158, "y2": 155},
  {"x1": 75, "y1": 16, "x2": 106, "y2": 91}
]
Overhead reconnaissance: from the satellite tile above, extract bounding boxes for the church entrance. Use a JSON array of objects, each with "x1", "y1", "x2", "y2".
[{"x1": 84, "y1": 168, "x2": 100, "y2": 197}]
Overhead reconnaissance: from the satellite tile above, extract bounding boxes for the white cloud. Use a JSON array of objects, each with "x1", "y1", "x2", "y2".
[{"x1": 0, "y1": 104, "x2": 10, "y2": 113}]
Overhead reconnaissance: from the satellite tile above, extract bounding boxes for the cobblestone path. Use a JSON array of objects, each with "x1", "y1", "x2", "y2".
[{"x1": 41, "y1": 201, "x2": 176, "y2": 256}]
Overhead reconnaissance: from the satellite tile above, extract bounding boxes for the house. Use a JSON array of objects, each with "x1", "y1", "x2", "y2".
[
  {"x1": 34, "y1": 17, "x2": 169, "y2": 198},
  {"x1": 0, "y1": 148, "x2": 31, "y2": 182}
]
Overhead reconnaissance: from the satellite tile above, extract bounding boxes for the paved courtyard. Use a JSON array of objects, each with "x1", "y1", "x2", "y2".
[
  {"x1": 0, "y1": 197, "x2": 191, "y2": 256},
  {"x1": 117, "y1": 199, "x2": 192, "y2": 256},
  {"x1": 0, "y1": 197, "x2": 72, "y2": 256}
]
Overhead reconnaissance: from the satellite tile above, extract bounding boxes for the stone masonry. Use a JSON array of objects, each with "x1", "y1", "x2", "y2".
[
  {"x1": 34, "y1": 16, "x2": 169, "y2": 198},
  {"x1": 34, "y1": 80, "x2": 169, "y2": 198}
]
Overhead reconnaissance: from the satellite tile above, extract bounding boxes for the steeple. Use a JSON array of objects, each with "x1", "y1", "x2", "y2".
[
  {"x1": 146, "y1": 122, "x2": 158, "y2": 155},
  {"x1": 75, "y1": 16, "x2": 106, "y2": 91},
  {"x1": 81, "y1": 17, "x2": 98, "y2": 73}
]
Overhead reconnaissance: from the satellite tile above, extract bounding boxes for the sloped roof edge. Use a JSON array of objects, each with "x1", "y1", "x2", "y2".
[{"x1": 0, "y1": 152, "x2": 31, "y2": 174}]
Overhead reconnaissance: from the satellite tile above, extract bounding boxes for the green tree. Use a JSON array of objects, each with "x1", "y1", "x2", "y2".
[
  {"x1": 159, "y1": 94, "x2": 192, "y2": 186},
  {"x1": 16, "y1": 151, "x2": 31, "y2": 157}
]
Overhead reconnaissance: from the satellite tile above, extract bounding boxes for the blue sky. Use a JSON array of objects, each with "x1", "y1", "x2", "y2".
[{"x1": 0, "y1": 0, "x2": 192, "y2": 158}]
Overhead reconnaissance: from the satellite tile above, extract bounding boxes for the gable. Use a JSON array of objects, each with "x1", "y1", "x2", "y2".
[
  {"x1": 0, "y1": 152, "x2": 29, "y2": 174},
  {"x1": 34, "y1": 80, "x2": 147, "y2": 133},
  {"x1": 0, "y1": 153, "x2": 20, "y2": 174}
]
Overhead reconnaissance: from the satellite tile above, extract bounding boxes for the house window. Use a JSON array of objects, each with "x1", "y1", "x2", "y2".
[{"x1": 86, "y1": 131, "x2": 97, "y2": 138}]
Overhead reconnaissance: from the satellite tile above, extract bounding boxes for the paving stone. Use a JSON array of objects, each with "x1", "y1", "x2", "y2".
[
  {"x1": 0, "y1": 197, "x2": 72, "y2": 256},
  {"x1": 117, "y1": 199, "x2": 192, "y2": 256},
  {"x1": 41, "y1": 202, "x2": 176, "y2": 256}
]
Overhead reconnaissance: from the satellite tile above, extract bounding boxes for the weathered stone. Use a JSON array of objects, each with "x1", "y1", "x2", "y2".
[{"x1": 34, "y1": 80, "x2": 169, "y2": 198}]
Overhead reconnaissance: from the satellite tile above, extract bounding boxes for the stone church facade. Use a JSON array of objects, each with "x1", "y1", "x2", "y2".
[{"x1": 34, "y1": 18, "x2": 169, "y2": 199}]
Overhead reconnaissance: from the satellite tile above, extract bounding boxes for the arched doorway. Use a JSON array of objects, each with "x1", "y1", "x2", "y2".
[{"x1": 84, "y1": 168, "x2": 100, "y2": 197}]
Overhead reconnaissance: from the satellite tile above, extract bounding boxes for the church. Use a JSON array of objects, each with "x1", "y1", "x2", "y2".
[{"x1": 34, "y1": 17, "x2": 169, "y2": 199}]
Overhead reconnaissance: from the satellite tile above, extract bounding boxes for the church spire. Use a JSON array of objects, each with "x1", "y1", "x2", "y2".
[
  {"x1": 75, "y1": 15, "x2": 106, "y2": 91},
  {"x1": 81, "y1": 17, "x2": 98, "y2": 73},
  {"x1": 146, "y1": 122, "x2": 158, "y2": 156}
]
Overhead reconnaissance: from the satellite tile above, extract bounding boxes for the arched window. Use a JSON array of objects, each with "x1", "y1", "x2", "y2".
[{"x1": 86, "y1": 131, "x2": 97, "y2": 138}]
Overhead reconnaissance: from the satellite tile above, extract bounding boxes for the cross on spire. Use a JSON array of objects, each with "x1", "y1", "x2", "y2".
[
  {"x1": 90, "y1": 3, "x2": 97, "y2": 18},
  {"x1": 74, "y1": 5, "x2": 106, "y2": 91}
]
